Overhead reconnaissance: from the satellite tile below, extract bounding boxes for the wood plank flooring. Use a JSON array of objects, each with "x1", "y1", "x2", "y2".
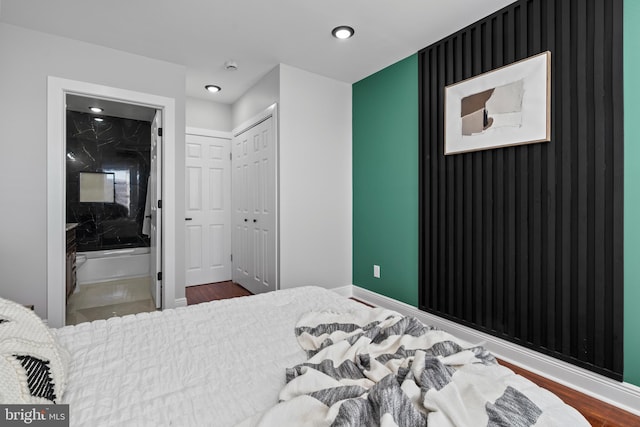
[
  {"x1": 499, "y1": 360, "x2": 640, "y2": 427},
  {"x1": 186, "y1": 281, "x2": 251, "y2": 305},
  {"x1": 185, "y1": 281, "x2": 640, "y2": 426}
]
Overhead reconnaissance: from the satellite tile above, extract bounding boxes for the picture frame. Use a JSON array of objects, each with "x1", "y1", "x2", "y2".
[{"x1": 444, "y1": 51, "x2": 551, "y2": 155}]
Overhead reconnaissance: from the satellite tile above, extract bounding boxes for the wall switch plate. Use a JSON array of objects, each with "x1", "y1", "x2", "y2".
[{"x1": 373, "y1": 265, "x2": 380, "y2": 278}]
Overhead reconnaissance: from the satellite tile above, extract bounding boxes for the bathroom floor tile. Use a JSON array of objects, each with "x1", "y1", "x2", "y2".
[
  {"x1": 68, "y1": 277, "x2": 152, "y2": 310},
  {"x1": 66, "y1": 276, "x2": 157, "y2": 325},
  {"x1": 68, "y1": 300, "x2": 157, "y2": 324}
]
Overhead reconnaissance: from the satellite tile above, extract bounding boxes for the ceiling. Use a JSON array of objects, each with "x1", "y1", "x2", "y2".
[
  {"x1": 0, "y1": 0, "x2": 513, "y2": 105},
  {"x1": 66, "y1": 94, "x2": 157, "y2": 122}
]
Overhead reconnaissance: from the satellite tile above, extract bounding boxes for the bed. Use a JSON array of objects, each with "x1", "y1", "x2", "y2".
[{"x1": 1, "y1": 286, "x2": 589, "y2": 426}]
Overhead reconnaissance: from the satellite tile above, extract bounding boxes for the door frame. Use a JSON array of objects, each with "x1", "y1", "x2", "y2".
[
  {"x1": 46, "y1": 76, "x2": 177, "y2": 327},
  {"x1": 186, "y1": 127, "x2": 231, "y2": 139}
]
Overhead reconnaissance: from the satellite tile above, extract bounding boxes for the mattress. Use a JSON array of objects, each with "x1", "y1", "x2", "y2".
[{"x1": 53, "y1": 286, "x2": 364, "y2": 427}]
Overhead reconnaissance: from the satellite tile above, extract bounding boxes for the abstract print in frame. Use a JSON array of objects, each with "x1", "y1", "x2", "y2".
[{"x1": 444, "y1": 51, "x2": 551, "y2": 155}]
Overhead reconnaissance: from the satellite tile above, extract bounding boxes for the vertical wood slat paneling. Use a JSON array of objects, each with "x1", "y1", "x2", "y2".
[
  {"x1": 558, "y1": 0, "x2": 573, "y2": 359},
  {"x1": 592, "y1": 0, "x2": 605, "y2": 369},
  {"x1": 418, "y1": 0, "x2": 623, "y2": 379},
  {"x1": 575, "y1": 0, "x2": 589, "y2": 364},
  {"x1": 436, "y1": 44, "x2": 446, "y2": 311},
  {"x1": 610, "y1": 0, "x2": 624, "y2": 374},
  {"x1": 542, "y1": 0, "x2": 557, "y2": 354}
]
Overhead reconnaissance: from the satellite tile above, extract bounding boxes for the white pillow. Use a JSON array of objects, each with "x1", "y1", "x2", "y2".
[{"x1": 0, "y1": 297, "x2": 70, "y2": 403}]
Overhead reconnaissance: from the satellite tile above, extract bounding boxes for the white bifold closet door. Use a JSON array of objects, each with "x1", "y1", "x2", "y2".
[
  {"x1": 185, "y1": 133, "x2": 232, "y2": 286},
  {"x1": 232, "y1": 115, "x2": 277, "y2": 294}
]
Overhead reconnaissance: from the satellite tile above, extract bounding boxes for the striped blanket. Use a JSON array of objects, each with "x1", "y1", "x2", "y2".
[{"x1": 239, "y1": 308, "x2": 588, "y2": 426}]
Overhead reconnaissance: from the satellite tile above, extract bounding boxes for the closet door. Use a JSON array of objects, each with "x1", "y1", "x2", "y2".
[{"x1": 232, "y1": 115, "x2": 277, "y2": 294}]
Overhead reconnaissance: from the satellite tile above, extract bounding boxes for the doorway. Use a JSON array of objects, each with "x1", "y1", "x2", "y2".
[
  {"x1": 47, "y1": 77, "x2": 177, "y2": 328},
  {"x1": 63, "y1": 96, "x2": 160, "y2": 324}
]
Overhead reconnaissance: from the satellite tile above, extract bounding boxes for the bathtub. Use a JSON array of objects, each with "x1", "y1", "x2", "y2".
[{"x1": 76, "y1": 247, "x2": 151, "y2": 285}]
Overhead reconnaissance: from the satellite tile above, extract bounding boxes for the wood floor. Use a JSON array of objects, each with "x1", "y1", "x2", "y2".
[
  {"x1": 186, "y1": 281, "x2": 640, "y2": 426},
  {"x1": 186, "y1": 280, "x2": 251, "y2": 305},
  {"x1": 498, "y1": 360, "x2": 640, "y2": 426}
]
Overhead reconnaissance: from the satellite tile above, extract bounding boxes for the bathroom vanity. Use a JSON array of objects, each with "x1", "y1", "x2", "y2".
[{"x1": 66, "y1": 223, "x2": 77, "y2": 300}]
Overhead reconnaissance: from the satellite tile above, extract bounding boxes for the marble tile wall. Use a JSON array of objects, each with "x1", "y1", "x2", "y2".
[{"x1": 66, "y1": 111, "x2": 151, "y2": 252}]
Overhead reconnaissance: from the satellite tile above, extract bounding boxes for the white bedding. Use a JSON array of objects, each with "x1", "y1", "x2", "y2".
[
  {"x1": 53, "y1": 286, "x2": 588, "y2": 427},
  {"x1": 53, "y1": 286, "x2": 364, "y2": 427},
  {"x1": 240, "y1": 308, "x2": 588, "y2": 426}
]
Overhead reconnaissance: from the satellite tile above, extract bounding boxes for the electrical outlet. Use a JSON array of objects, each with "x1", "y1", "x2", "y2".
[{"x1": 373, "y1": 265, "x2": 380, "y2": 278}]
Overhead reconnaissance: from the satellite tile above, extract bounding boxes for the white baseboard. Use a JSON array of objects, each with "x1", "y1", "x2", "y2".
[
  {"x1": 351, "y1": 285, "x2": 640, "y2": 416},
  {"x1": 330, "y1": 285, "x2": 353, "y2": 298},
  {"x1": 174, "y1": 297, "x2": 187, "y2": 308}
]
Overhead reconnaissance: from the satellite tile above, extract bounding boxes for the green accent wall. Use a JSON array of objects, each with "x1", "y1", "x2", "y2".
[
  {"x1": 624, "y1": 0, "x2": 640, "y2": 386},
  {"x1": 353, "y1": 0, "x2": 640, "y2": 387},
  {"x1": 352, "y1": 54, "x2": 419, "y2": 306}
]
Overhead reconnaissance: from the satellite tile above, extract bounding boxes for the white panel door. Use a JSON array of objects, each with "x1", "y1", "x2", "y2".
[
  {"x1": 232, "y1": 131, "x2": 251, "y2": 288},
  {"x1": 149, "y1": 111, "x2": 162, "y2": 308},
  {"x1": 185, "y1": 133, "x2": 231, "y2": 286},
  {"x1": 232, "y1": 115, "x2": 277, "y2": 294}
]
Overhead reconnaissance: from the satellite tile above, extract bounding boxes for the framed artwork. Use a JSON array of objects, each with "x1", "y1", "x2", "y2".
[{"x1": 444, "y1": 51, "x2": 551, "y2": 155}]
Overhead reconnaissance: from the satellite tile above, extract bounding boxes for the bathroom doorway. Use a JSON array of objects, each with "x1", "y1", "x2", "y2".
[
  {"x1": 64, "y1": 95, "x2": 159, "y2": 324},
  {"x1": 47, "y1": 77, "x2": 177, "y2": 328}
]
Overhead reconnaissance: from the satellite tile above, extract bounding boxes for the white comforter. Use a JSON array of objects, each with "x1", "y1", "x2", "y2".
[
  {"x1": 53, "y1": 286, "x2": 364, "y2": 427},
  {"x1": 241, "y1": 308, "x2": 589, "y2": 427}
]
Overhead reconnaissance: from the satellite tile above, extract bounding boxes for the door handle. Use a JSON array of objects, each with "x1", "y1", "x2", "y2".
[{"x1": 185, "y1": 218, "x2": 193, "y2": 221}]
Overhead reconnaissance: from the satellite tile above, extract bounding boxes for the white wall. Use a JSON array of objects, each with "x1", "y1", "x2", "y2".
[
  {"x1": 278, "y1": 64, "x2": 352, "y2": 290},
  {"x1": 186, "y1": 97, "x2": 232, "y2": 131},
  {"x1": 231, "y1": 66, "x2": 280, "y2": 129},
  {"x1": 0, "y1": 23, "x2": 187, "y2": 319}
]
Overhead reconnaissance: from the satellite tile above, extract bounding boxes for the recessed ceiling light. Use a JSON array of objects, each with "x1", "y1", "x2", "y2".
[
  {"x1": 94, "y1": 117, "x2": 104, "y2": 122},
  {"x1": 331, "y1": 26, "x2": 355, "y2": 40},
  {"x1": 89, "y1": 106, "x2": 103, "y2": 113},
  {"x1": 205, "y1": 85, "x2": 222, "y2": 93}
]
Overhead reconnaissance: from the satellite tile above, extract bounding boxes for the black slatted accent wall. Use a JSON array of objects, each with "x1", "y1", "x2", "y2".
[{"x1": 418, "y1": 0, "x2": 623, "y2": 379}]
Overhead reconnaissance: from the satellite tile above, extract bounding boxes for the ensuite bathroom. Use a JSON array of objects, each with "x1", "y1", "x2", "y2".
[{"x1": 65, "y1": 95, "x2": 157, "y2": 324}]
